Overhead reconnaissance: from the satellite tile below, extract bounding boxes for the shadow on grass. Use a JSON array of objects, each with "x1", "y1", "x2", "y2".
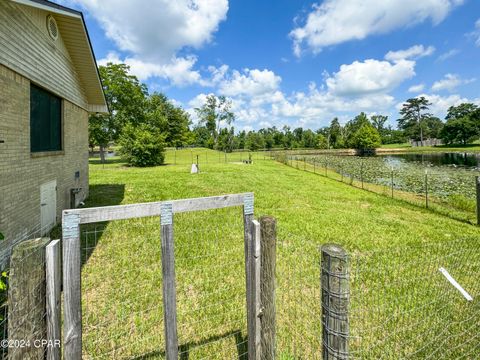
[
  {"x1": 80, "y1": 184, "x2": 125, "y2": 266},
  {"x1": 129, "y1": 330, "x2": 248, "y2": 360},
  {"x1": 49, "y1": 184, "x2": 126, "y2": 266},
  {"x1": 89, "y1": 157, "x2": 125, "y2": 165}
]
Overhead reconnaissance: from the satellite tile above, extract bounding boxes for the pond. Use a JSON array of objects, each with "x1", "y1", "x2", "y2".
[
  {"x1": 297, "y1": 151, "x2": 480, "y2": 215},
  {"x1": 378, "y1": 152, "x2": 480, "y2": 169}
]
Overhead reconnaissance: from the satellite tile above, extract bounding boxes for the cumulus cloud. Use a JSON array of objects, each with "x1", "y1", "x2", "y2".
[
  {"x1": 66, "y1": 0, "x2": 228, "y2": 85},
  {"x1": 98, "y1": 52, "x2": 206, "y2": 86},
  {"x1": 290, "y1": 0, "x2": 463, "y2": 56},
  {"x1": 398, "y1": 93, "x2": 480, "y2": 119},
  {"x1": 385, "y1": 45, "x2": 435, "y2": 62},
  {"x1": 217, "y1": 69, "x2": 282, "y2": 97},
  {"x1": 70, "y1": 0, "x2": 228, "y2": 62},
  {"x1": 408, "y1": 83, "x2": 425, "y2": 93},
  {"x1": 325, "y1": 59, "x2": 415, "y2": 96},
  {"x1": 431, "y1": 74, "x2": 475, "y2": 92}
]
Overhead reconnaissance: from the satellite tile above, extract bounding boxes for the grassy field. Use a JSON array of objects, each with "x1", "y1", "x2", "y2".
[
  {"x1": 380, "y1": 142, "x2": 480, "y2": 152},
  {"x1": 81, "y1": 148, "x2": 480, "y2": 359}
]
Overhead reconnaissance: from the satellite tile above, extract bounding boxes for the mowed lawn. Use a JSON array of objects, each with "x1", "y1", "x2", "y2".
[{"x1": 82, "y1": 149, "x2": 480, "y2": 359}]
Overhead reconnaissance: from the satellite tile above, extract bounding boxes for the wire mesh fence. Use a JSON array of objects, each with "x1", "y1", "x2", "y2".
[
  {"x1": 273, "y1": 152, "x2": 480, "y2": 224},
  {"x1": 0, "y1": 232, "x2": 55, "y2": 360},
  {"x1": 273, "y1": 232, "x2": 480, "y2": 359},
  {"x1": 79, "y1": 205, "x2": 248, "y2": 359},
  {"x1": 348, "y1": 237, "x2": 480, "y2": 359},
  {"x1": 163, "y1": 149, "x2": 274, "y2": 166}
]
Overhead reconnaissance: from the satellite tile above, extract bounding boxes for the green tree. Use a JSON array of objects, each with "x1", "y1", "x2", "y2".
[
  {"x1": 350, "y1": 123, "x2": 381, "y2": 150},
  {"x1": 118, "y1": 123, "x2": 166, "y2": 167},
  {"x1": 195, "y1": 95, "x2": 234, "y2": 149},
  {"x1": 441, "y1": 117, "x2": 477, "y2": 144},
  {"x1": 90, "y1": 63, "x2": 148, "y2": 161},
  {"x1": 398, "y1": 97, "x2": 432, "y2": 144},
  {"x1": 146, "y1": 93, "x2": 192, "y2": 147},
  {"x1": 245, "y1": 131, "x2": 265, "y2": 151},
  {"x1": 316, "y1": 133, "x2": 328, "y2": 149}
]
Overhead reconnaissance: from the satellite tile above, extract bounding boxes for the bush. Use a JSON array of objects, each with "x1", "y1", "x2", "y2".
[
  {"x1": 351, "y1": 124, "x2": 381, "y2": 150},
  {"x1": 119, "y1": 123, "x2": 166, "y2": 167}
]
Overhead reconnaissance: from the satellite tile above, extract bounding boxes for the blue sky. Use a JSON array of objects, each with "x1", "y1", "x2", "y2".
[{"x1": 58, "y1": 0, "x2": 480, "y2": 131}]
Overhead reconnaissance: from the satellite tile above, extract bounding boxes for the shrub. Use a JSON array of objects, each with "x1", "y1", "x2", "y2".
[
  {"x1": 351, "y1": 124, "x2": 381, "y2": 150},
  {"x1": 119, "y1": 123, "x2": 166, "y2": 167}
]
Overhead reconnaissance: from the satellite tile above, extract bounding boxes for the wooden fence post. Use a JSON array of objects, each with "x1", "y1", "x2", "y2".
[
  {"x1": 321, "y1": 244, "x2": 349, "y2": 360},
  {"x1": 46, "y1": 239, "x2": 61, "y2": 360},
  {"x1": 243, "y1": 194, "x2": 255, "y2": 360},
  {"x1": 260, "y1": 216, "x2": 276, "y2": 360},
  {"x1": 8, "y1": 237, "x2": 50, "y2": 360},
  {"x1": 63, "y1": 212, "x2": 82, "y2": 360},
  {"x1": 160, "y1": 202, "x2": 179, "y2": 360},
  {"x1": 476, "y1": 176, "x2": 480, "y2": 226},
  {"x1": 249, "y1": 220, "x2": 261, "y2": 359}
]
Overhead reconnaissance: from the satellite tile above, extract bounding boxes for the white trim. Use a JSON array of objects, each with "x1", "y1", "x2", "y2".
[{"x1": 11, "y1": 0, "x2": 82, "y2": 18}]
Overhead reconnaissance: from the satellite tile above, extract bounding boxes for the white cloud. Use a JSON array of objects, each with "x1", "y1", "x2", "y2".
[
  {"x1": 474, "y1": 19, "x2": 480, "y2": 46},
  {"x1": 217, "y1": 69, "x2": 282, "y2": 97},
  {"x1": 408, "y1": 83, "x2": 425, "y2": 93},
  {"x1": 71, "y1": 0, "x2": 228, "y2": 62},
  {"x1": 325, "y1": 59, "x2": 415, "y2": 96},
  {"x1": 437, "y1": 49, "x2": 460, "y2": 62},
  {"x1": 66, "y1": 0, "x2": 228, "y2": 86},
  {"x1": 98, "y1": 52, "x2": 205, "y2": 86},
  {"x1": 399, "y1": 93, "x2": 480, "y2": 119},
  {"x1": 385, "y1": 45, "x2": 435, "y2": 62},
  {"x1": 290, "y1": 0, "x2": 463, "y2": 56},
  {"x1": 431, "y1": 73, "x2": 475, "y2": 92}
]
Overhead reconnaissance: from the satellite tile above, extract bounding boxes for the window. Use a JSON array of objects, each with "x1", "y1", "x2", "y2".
[{"x1": 30, "y1": 84, "x2": 62, "y2": 153}]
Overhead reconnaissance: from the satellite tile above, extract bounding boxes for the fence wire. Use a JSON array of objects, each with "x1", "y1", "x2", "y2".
[
  {"x1": 80, "y1": 206, "x2": 247, "y2": 359},
  {"x1": 273, "y1": 231, "x2": 480, "y2": 359},
  {"x1": 0, "y1": 225, "x2": 54, "y2": 360},
  {"x1": 348, "y1": 237, "x2": 480, "y2": 359},
  {"x1": 274, "y1": 153, "x2": 479, "y2": 224}
]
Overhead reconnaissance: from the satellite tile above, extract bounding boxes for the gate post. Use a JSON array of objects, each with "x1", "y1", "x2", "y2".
[
  {"x1": 243, "y1": 194, "x2": 257, "y2": 359},
  {"x1": 260, "y1": 216, "x2": 277, "y2": 360},
  {"x1": 160, "y1": 202, "x2": 179, "y2": 360},
  {"x1": 63, "y1": 212, "x2": 82, "y2": 360},
  {"x1": 321, "y1": 244, "x2": 349, "y2": 360}
]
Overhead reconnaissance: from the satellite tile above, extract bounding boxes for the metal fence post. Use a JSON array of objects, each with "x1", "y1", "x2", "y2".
[
  {"x1": 325, "y1": 155, "x2": 328, "y2": 177},
  {"x1": 391, "y1": 168, "x2": 394, "y2": 198},
  {"x1": 476, "y1": 176, "x2": 480, "y2": 225},
  {"x1": 260, "y1": 216, "x2": 277, "y2": 360},
  {"x1": 314, "y1": 158, "x2": 316, "y2": 173},
  {"x1": 160, "y1": 203, "x2": 179, "y2": 360},
  {"x1": 360, "y1": 161, "x2": 364, "y2": 189},
  {"x1": 321, "y1": 244, "x2": 349, "y2": 360},
  {"x1": 425, "y1": 170, "x2": 429, "y2": 209}
]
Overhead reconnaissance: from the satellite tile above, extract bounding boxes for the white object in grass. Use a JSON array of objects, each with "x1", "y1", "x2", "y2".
[
  {"x1": 191, "y1": 164, "x2": 199, "y2": 174},
  {"x1": 439, "y1": 267, "x2": 473, "y2": 301}
]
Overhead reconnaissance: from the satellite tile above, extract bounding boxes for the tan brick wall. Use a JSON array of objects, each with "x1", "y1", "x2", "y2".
[{"x1": 0, "y1": 64, "x2": 89, "y2": 249}]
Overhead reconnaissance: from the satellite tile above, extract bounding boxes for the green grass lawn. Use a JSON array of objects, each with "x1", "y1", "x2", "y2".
[
  {"x1": 380, "y1": 142, "x2": 480, "y2": 152},
  {"x1": 81, "y1": 148, "x2": 480, "y2": 359}
]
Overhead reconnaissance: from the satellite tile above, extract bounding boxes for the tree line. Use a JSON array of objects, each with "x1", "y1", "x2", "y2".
[{"x1": 89, "y1": 63, "x2": 480, "y2": 166}]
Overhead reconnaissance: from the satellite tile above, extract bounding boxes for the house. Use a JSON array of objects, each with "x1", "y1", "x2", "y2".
[{"x1": 0, "y1": 0, "x2": 107, "y2": 260}]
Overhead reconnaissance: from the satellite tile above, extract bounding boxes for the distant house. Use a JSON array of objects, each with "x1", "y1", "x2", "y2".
[{"x1": 0, "y1": 0, "x2": 107, "y2": 257}]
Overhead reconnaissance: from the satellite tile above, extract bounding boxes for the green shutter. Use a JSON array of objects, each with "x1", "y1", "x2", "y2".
[{"x1": 30, "y1": 84, "x2": 62, "y2": 152}]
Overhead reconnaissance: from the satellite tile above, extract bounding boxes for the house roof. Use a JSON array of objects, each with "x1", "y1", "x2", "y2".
[{"x1": 11, "y1": 0, "x2": 108, "y2": 113}]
